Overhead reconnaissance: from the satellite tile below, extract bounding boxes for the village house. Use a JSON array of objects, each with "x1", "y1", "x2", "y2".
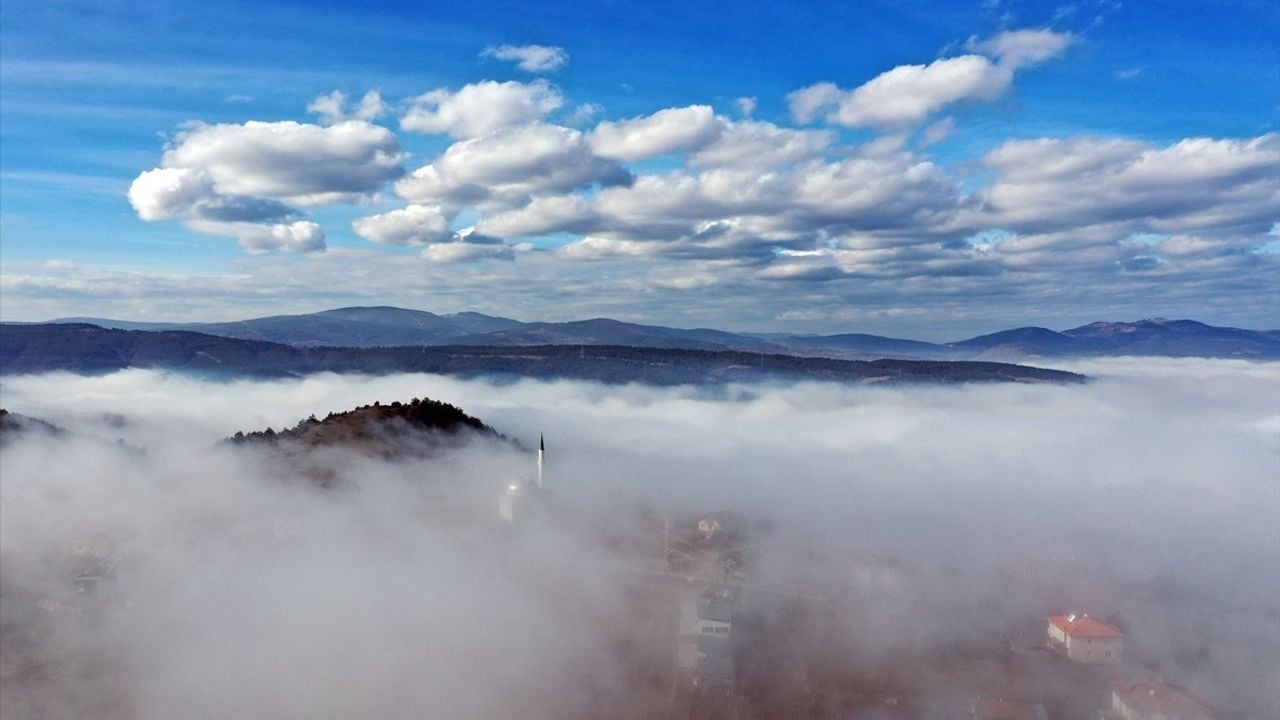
[
  {"x1": 1110, "y1": 679, "x2": 1218, "y2": 720},
  {"x1": 1046, "y1": 613, "x2": 1123, "y2": 663}
]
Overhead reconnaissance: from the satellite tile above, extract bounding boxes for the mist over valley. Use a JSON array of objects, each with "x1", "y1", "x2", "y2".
[{"x1": 2, "y1": 359, "x2": 1276, "y2": 718}]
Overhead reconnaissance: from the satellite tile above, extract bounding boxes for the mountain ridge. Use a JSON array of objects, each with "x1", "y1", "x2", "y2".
[
  {"x1": 0, "y1": 323, "x2": 1086, "y2": 386},
  {"x1": 30, "y1": 307, "x2": 1280, "y2": 360}
]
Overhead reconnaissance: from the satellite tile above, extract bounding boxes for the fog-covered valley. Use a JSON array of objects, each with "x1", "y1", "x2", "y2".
[{"x1": 1, "y1": 359, "x2": 1277, "y2": 719}]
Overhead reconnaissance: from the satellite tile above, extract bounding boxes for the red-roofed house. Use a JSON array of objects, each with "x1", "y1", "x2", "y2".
[
  {"x1": 1110, "y1": 680, "x2": 1218, "y2": 720},
  {"x1": 1047, "y1": 613, "x2": 1123, "y2": 663}
]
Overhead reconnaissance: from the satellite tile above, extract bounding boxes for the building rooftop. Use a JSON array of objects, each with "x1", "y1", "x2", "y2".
[
  {"x1": 1111, "y1": 680, "x2": 1218, "y2": 720},
  {"x1": 1049, "y1": 614, "x2": 1123, "y2": 638}
]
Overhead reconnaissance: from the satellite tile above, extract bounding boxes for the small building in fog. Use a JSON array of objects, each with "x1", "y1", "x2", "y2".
[
  {"x1": 1110, "y1": 680, "x2": 1218, "y2": 720},
  {"x1": 1047, "y1": 613, "x2": 1123, "y2": 663}
]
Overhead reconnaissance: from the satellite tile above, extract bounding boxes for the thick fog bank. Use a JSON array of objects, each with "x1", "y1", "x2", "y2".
[{"x1": 1, "y1": 358, "x2": 1277, "y2": 718}]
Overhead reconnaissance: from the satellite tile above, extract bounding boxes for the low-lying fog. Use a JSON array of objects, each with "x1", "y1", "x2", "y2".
[{"x1": 2, "y1": 358, "x2": 1277, "y2": 719}]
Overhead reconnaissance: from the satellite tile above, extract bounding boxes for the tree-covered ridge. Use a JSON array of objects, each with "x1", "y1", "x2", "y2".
[{"x1": 227, "y1": 397, "x2": 500, "y2": 451}]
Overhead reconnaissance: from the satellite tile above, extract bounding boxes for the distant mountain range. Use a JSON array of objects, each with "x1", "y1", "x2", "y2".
[
  {"x1": 0, "y1": 323, "x2": 1085, "y2": 386},
  {"x1": 38, "y1": 307, "x2": 1279, "y2": 361}
]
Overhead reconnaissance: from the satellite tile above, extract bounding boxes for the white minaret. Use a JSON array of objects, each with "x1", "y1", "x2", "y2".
[{"x1": 536, "y1": 434, "x2": 545, "y2": 489}]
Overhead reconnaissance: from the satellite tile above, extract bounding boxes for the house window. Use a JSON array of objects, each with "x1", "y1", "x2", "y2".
[
  {"x1": 716, "y1": 627, "x2": 728, "y2": 634},
  {"x1": 702, "y1": 627, "x2": 714, "y2": 633}
]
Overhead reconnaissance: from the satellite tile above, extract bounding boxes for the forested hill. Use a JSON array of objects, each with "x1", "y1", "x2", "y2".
[
  {"x1": 0, "y1": 323, "x2": 1086, "y2": 386},
  {"x1": 227, "y1": 397, "x2": 505, "y2": 459}
]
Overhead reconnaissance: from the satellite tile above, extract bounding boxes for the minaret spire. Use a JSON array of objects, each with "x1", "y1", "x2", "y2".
[{"x1": 537, "y1": 434, "x2": 545, "y2": 489}]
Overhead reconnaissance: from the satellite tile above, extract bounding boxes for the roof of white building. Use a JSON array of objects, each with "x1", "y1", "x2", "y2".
[{"x1": 1048, "y1": 613, "x2": 1123, "y2": 638}]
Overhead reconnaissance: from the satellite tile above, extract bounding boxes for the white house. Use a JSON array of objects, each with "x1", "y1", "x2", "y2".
[{"x1": 1047, "y1": 613, "x2": 1123, "y2": 663}]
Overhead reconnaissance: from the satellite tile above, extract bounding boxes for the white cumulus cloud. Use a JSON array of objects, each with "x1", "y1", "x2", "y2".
[
  {"x1": 688, "y1": 120, "x2": 833, "y2": 169},
  {"x1": 185, "y1": 219, "x2": 327, "y2": 254},
  {"x1": 400, "y1": 80, "x2": 563, "y2": 139},
  {"x1": 973, "y1": 133, "x2": 1280, "y2": 235},
  {"x1": 967, "y1": 28, "x2": 1075, "y2": 69},
  {"x1": 789, "y1": 28, "x2": 1072, "y2": 129},
  {"x1": 395, "y1": 123, "x2": 630, "y2": 211},
  {"x1": 588, "y1": 105, "x2": 722, "y2": 162},
  {"x1": 352, "y1": 204, "x2": 457, "y2": 246},
  {"x1": 790, "y1": 55, "x2": 1011, "y2": 128},
  {"x1": 307, "y1": 90, "x2": 388, "y2": 125},
  {"x1": 481, "y1": 44, "x2": 569, "y2": 72},
  {"x1": 160, "y1": 120, "x2": 404, "y2": 203}
]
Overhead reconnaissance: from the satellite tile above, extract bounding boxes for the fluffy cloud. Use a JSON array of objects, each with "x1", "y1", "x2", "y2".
[
  {"x1": 688, "y1": 121, "x2": 833, "y2": 169},
  {"x1": 186, "y1": 219, "x2": 327, "y2": 254},
  {"x1": 128, "y1": 119, "x2": 403, "y2": 253},
  {"x1": 420, "y1": 241, "x2": 516, "y2": 263},
  {"x1": 307, "y1": 90, "x2": 388, "y2": 125},
  {"x1": 919, "y1": 117, "x2": 956, "y2": 146},
  {"x1": 395, "y1": 123, "x2": 631, "y2": 210},
  {"x1": 789, "y1": 29, "x2": 1072, "y2": 129},
  {"x1": 787, "y1": 83, "x2": 844, "y2": 125},
  {"x1": 972, "y1": 133, "x2": 1280, "y2": 235},
  {"x1": 128, "y1": 167, "x2": 292, "y2": 223},
  {"x1": 400, "y1": 80, "x2": 563, "y2": 139},
  {"x1": 554, "y1": 235, "x2": 655, "y2": 260},
  {"x1": 476, "y1": 195, "x2": 599, "y2": 238},
  {"x1": 352, "y1": 204, "x2": 457, "y2": 246},
  {"x1": 967, "y1": 28, "x2": 1075, "y2": 69},
  {"x1": 588, "y1": 105, "x2": 722, "y2": 162},
  {"x1": 790, "y1": 55, "x2": 1011, "y2": 128},
  {"x1": 351, "y1": 205, "x2": 520, "y2": 261},
  {"x1": 481, "y1": 44, "x2": 569, "y2": 72},
  {"x1": 160, "y1": 120, "x2": 403, "y2": 203},
  {"x1": 560, "y1": 146, "x2": 960, "y2": 243},
  {"x1": 418, "y1": 229, "x2": 518, "y2": 263},
  {"x1": 130, "y1": 118, "x2": 404, "y2": 225}
]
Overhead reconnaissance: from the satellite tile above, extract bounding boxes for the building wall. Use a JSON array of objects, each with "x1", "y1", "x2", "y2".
[
  {"x1": 1065, "y1": 635, "x2": 1122, "y2": 663},
  {"x1": 1047, "y1": 622, "x2": 1068, "y2": 645}
]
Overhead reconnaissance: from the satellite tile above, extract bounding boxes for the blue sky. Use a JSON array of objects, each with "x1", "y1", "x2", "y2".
[{"x1": 1, "y1": 0, "x2": 1277, "y2": 337}]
